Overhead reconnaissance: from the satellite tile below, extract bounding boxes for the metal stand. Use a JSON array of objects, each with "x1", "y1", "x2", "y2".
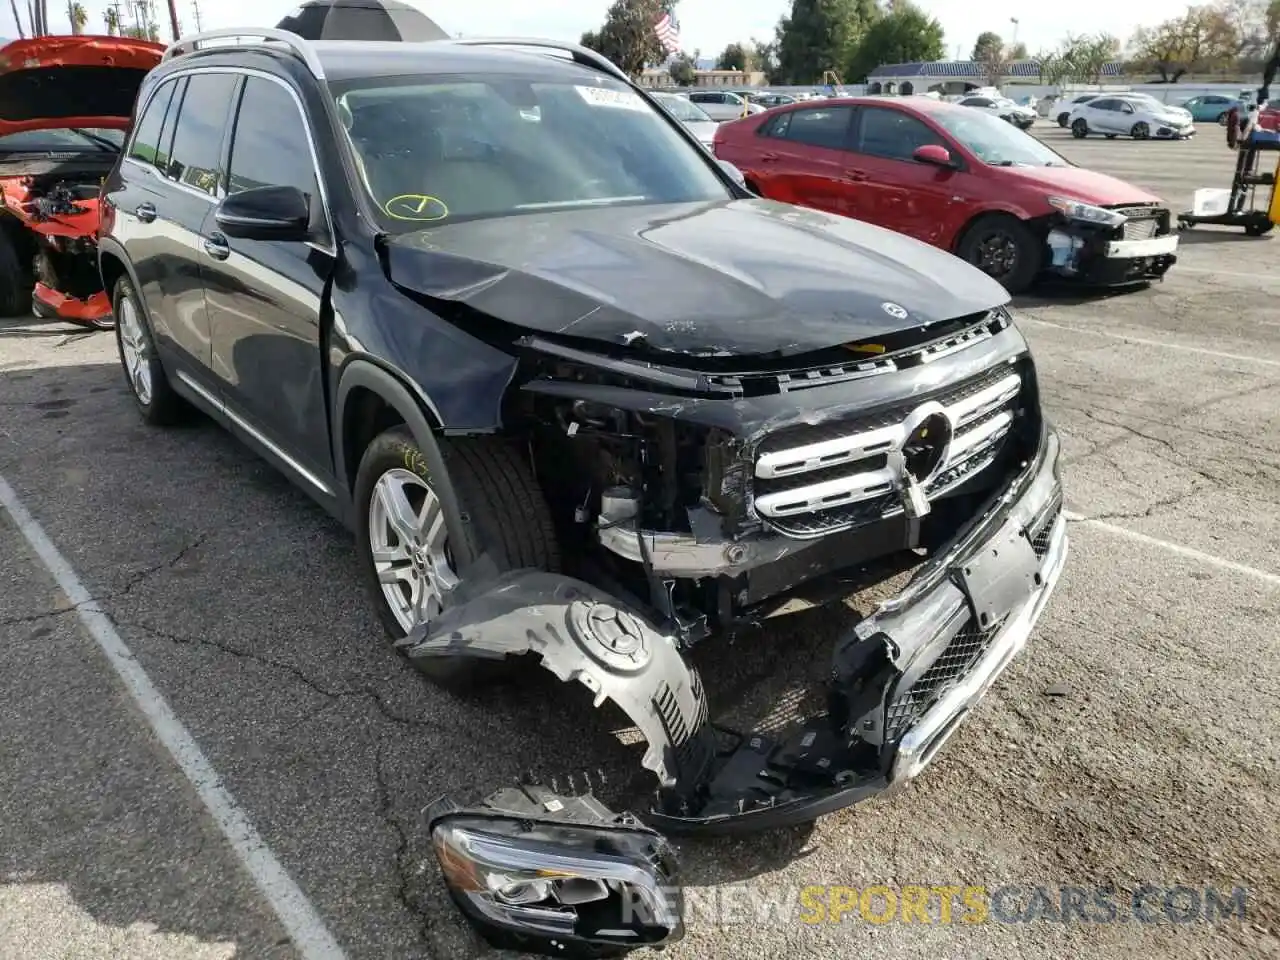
[{"x1": 1178, "y1": 139, "x2": 1279, "y2": 237}]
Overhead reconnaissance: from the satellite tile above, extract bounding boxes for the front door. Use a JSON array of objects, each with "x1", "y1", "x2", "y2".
[
  {"x1": 202, "y1": 74, "x2": 337, "y2": 483},
  {"x1": 844, "y1": 105, "x2": 960, "y2": 247}
]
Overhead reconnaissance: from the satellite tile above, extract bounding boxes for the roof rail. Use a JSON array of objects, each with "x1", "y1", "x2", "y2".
[
  {"x1": 448, "y1": 37, "x2": 629, "y2": 84},
  {"x1": 162, "y1": 28, "x2": 326, "y2": 80}
]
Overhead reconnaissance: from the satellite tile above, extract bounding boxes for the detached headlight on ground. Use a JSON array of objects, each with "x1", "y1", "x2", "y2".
[
  {"x1": 428, "y1": 787, "x2": 683, "y2": 957},
  {"x1": 1046, "y1": 196, "x2": 1128, "y2": 228}
]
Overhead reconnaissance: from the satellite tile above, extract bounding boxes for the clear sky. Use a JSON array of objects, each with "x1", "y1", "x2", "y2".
[{"x1": 5, "y1": 0, "x2": 1173, "y2": 61}]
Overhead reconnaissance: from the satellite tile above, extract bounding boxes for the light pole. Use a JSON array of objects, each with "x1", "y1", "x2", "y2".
[{"x1": 1010, "y1": 17, "x2": 1019, "y2": 49}]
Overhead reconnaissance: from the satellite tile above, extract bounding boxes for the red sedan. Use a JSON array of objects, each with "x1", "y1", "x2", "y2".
[{"x1": 712, "y1": 96, "x2": 1180, "y2": 294}]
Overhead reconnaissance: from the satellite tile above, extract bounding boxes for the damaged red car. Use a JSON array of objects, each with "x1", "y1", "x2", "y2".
[{"x1": 0, "y1": 35, "x2": 164, "y2": 326}]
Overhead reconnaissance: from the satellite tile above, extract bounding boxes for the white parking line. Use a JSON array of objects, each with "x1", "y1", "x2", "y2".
[
  {"x1": 1017, "y1": 315, "x2": 1280, "y2": 368},
  {"x1": 0, "y1": 474, "x2": 348, "y2": 960},
  {"x1": 1065, "y1": 510, "x2": 1280, "y2": 588}
]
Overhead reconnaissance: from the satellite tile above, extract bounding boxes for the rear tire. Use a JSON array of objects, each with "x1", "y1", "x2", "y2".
[
  {"x1": 1217, "y1": 112, "x2": 1229, "y2": 126},
  {"x1": 0, "y1": 226, "x2": 33, "y2": 318},
  {"x1": 1071, "y1": 118, "x2": 1089, "y2": 138},
  {"x1": 353, "y1": 427, "x2": 561, "y2": 691},
  {"x1": 955, "y1": 214, "x2": 1043, "y2": 296},
  {"x1": 112, "y1": 275, "x2": 190, "y2": 426},
  {"x1": 1057, "y1": 112, "x2": 1070, "y2": 127}
]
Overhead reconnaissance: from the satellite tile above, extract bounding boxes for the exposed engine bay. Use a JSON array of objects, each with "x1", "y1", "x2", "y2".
[{"x1": 1, "y1": 171, "x2": 113, "y2": 325}]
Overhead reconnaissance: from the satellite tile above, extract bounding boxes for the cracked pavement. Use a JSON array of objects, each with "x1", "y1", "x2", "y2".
[{"x1": 1, "y1": 126, "x2": 1277, "y2": 959}]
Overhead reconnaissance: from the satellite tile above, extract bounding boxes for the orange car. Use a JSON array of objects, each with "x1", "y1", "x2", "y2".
[{"x1": 0, "y1": 34, "x2": 163, "y2": 327}]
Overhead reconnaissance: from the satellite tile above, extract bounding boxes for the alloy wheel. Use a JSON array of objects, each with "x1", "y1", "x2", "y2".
[
  {"x1": 369, "y1": 468, "x2": 459, "y2": 634},
  {"x1": 1132, "y1": 122, "x2": 1149, "y2": 139},
  {"x1": 972, "y1": 232, "x2": 1019, "y2": 280},
  {"x1": 116, "y1": 296, "x2": 153, "y2": 406}
]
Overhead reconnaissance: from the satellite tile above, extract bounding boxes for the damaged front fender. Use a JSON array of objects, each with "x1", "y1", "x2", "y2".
[{"x1": 398, "y1": 571, "x2": 715, "y2": 789}]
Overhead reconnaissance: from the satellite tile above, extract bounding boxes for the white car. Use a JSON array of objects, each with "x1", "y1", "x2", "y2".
[
  {"x1": 685, "y1": 90, "x2": 766, "y2": 122},
  {"x1": 956, "y1": 93, "x2": 1037, "y2": 129},
  {"x1": 651, "y1": 91, "x2": 718, "y2": 146},
  {"x1": 1068, "y1": 95, "x2": 1196, "y2": 140}
]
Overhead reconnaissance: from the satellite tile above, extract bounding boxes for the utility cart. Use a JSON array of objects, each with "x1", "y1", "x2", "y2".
[{"x1": 1177, "y1": 135, "x2": 1279, "y2": 237}]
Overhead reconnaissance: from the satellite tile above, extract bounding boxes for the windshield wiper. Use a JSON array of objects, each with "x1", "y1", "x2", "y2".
[{"x1": 69, "y1": 129, "x2": 119, "y2": 152}]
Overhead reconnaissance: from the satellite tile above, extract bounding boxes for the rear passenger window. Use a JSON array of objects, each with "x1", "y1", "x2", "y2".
[
  {"x1": 127, "y1": 80, "x2": 175, "y2": 167},
  {"x1": 776, "y1": 107, "x2": 853, "y2": 150},
  {"x1": 154, "y1": 77, "x2": 186, "y2": 174},
  {"x1": 166, "y1": 73, "x2": 239, "y2": 196},
  {"x1": 226, "y1": 77, "x2": 321, "y2": 215}
]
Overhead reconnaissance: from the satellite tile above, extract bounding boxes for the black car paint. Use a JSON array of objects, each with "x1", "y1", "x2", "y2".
[
  {"x1": 100, "y1": 43, "x2": 1015, "y2": 532},
  {"x1": 385, "y1": 198, "x2": 1009, "y2": 357}
]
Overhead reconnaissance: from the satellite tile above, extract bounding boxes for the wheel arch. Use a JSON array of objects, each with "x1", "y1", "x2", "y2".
[
  {"x1": 97, "y1": 239, "x2": 137, "y2": 308},
  {"x1": 334, "y1": 357, "x2": 484, "y2": 568},
  {"x1": 950, "y1": 206, "x2": 1045, "y2": 254}
]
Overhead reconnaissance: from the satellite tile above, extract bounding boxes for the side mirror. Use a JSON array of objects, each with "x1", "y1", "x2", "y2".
[
  {"x1": 214, "y1": 185, "x2": 311, "y2": 242},
  {"x1": 428, "y1": 787, "x2": 684, "y2": 957},
  {"x1": 913, "y1": 143, "x2": 955, "y2": 168}
]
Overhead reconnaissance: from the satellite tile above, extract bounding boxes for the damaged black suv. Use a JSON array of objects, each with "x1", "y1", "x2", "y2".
[{"x1": 101, "y1": 32, "x2": 1067, "y2": 839}]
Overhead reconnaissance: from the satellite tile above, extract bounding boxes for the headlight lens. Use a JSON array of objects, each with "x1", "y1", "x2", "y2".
[
  {"x1": 1046, "y1": 196, "x2": 1128, "y2": 228},
  {"x1": 432, "y1": 813, "x2": 683, "y2": 952}
]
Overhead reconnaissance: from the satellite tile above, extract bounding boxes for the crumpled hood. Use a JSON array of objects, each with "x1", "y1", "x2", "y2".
[
  {"x1": 384, "y1": 198, "x2": 1009, "y2": 358},
  {"x1": 0, "y1": 35, "x2": 164, "y2": 137}
]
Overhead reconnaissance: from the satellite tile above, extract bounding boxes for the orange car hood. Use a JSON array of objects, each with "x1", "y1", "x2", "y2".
[{"x1": 0, "y1": 35, "x2": 164, "y2": 137}]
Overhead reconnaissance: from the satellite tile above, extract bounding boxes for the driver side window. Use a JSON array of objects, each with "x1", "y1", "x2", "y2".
[
  {"x1": 1119, "y1": 101, "x2": 1135, "y2": 114},
  {"x1": 853, "y1": 107, "x2": 944, "y2": 162}
]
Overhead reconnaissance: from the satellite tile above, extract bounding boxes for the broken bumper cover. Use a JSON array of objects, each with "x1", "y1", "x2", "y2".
[
  {"x1": 403, "y1": 425, "x2": 1066, "y2": 835},
  {"x1": 647, "y1": 423, "x2": 1067, "y2": 835},
  {"x1": 1047, "y1": 227, "x2": 1178, "y2": 285}
]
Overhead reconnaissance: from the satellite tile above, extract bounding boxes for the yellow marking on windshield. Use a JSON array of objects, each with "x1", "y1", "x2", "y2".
[{"x1": 383, "y1": 194, "x2": 450, "y2": 222}]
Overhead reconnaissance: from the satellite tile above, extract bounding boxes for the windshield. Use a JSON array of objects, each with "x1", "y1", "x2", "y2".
[
  {"x1": 0, "y1": 127, "x2": 124, "y2": 153},
  {"x1": 654, "y1": 93, "x2": 712, "y2": 123},
  {"x1": 332, "y1": 72, "x2": 729, "y2": 231},
  {"x1": 931, "y1": 108, "x2": 1070, "y2": 167}
]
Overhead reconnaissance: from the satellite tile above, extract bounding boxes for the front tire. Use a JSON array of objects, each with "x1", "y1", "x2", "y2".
[
  {"x1": 1131, "y1": 121, "x2": 1150, "y2": 139},
  {"x1": 1071, "y1": 118, "x2": 1089, "y2": 138},
  {"x1": 955, "y1": 214, "x2": 1043, "y2": 296},
  {"x1": 353, "y1": 427, "x2": 561, "y2": 690},
  {"x1": 112, "y1": 275, "x2": 189, "y2": 425}
]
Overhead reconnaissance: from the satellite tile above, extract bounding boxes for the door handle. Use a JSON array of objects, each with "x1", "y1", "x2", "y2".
[
  {"x1": 760, "y1": 152, "x2": 780, "y2": 162},
  {"x1": 843, "y1": 171, "x2": 868, "y2": 182},
  {"x1": 135, "y1": 202, "x2": 157, "y2": 223},
  {"x1": 203, "y1": 233, "x2": 230, "y2": 260}
]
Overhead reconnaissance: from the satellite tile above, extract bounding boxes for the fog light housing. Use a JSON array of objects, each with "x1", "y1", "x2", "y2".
[{"x1": 429, "y1": 787, "x2": 683, "y2": 958}]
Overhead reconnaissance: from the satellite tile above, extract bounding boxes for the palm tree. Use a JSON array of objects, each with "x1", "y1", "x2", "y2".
[
  {"x1": 104, "y1": 7, "x2": 120, "y2": 34},
  {"x1": 70, "y1": 1, "x2": 87, "y2": 33}
]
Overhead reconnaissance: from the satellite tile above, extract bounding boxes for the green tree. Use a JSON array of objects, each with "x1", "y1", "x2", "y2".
[
  {"x1": 580, "y1": 0, "x2": 668, "y2": 79},
  {"x1": 971, "y1": 31, "x2": 1003, "y2": 61},
  {"x1": 668, "y1": 52, "x2": 697, "y2": 84},
  {"x1": 1007, "y1": 41, "x2": 1029, "y2": 59},
  {"x1": 103, "y1": 6, "x2": 120, "y2": 34},
  {"x1": 845, "y1": 1, "x2": 944, "y2": 81},
  {"x1": 69, "y1": 1, "x2": 87, "y2": 33},
  {"x1": 1130, "y1": 6, "x2": 1234, "y2": 80},
  {"x1": 772, "y1": 0, "x2": 881, "y2": 84},
  {"x1": 716, "y1": 41, "x2": 759, "y2": 70}
]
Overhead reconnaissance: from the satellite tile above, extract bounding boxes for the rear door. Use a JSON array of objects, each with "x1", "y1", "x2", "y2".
[
  {"x1": 150, "y1": 71, "x2": 240, "y2": 384},
  {"x1": 110, "y1": 75, "x2": 181, "y2": 346},
  {"x1": 202, "y1": 73, "x2": 337, "y2": 483},
  {"x1": 744, "y1": 105, "x2": 858, "y2": 219},
  {"x1": 844, "y1": 105, "x2": 959, "y2": 246}
]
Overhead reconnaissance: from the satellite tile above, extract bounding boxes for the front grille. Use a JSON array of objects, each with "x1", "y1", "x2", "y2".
[
  {"x1": 884, "y1": 617, "x2": 1003, "y2": 741},
  {"x1": 752, "y1": 364, "x2": 1024, "y2": 538},
  {"x1": 1107, "y1": 203, "x2": 1172, "y2": 240},
  {"x1": 1028, "y1": 491, "x2": 1063, "y2": 559}
]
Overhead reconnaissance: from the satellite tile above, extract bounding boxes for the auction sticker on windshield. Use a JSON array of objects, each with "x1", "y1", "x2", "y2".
[{"x1": 575, "y1": 85, "x2": 646, "y2": 111}]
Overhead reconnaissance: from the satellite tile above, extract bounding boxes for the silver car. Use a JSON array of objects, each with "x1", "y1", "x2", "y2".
[
  {"x1": 1068, "y1": 95, "x2": 1195, "y2": 140},
  {"x1": 651, "y1": 91, "x2": 719, "y2": 145},
  {"x1": 685, "y1": 89, "x2": 766, "y2": 122}
]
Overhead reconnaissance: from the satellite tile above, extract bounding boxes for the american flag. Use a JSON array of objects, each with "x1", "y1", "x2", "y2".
[{"x1": 654, "y1": 11, "x2": 681, "y2": 56}]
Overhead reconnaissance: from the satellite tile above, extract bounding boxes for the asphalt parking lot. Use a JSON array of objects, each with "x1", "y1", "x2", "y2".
[{"x1": 2, "y1": 122, "x2": 1278, "y2": 960}]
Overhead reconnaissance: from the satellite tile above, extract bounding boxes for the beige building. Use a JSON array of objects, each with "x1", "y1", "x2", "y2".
[{"x1": 638, "y1": 68, "x2": 767, "y2": 89}]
